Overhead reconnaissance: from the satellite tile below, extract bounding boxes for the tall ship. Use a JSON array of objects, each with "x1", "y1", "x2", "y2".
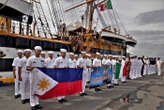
[{"x1": 0, "y1": 0, "x2": 136, "y2": 78}]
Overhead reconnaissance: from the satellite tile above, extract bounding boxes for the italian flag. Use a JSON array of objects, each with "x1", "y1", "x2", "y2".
[{"x1": 98, "y1": 0, "x2": 113, "y2": 11}]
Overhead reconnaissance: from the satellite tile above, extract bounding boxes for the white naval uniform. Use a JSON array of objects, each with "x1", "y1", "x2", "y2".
[
  {"x1": 157, "y1": 60, "x2": 162, "y2": 76},
  {"x1": 12, "y1": 57, "x2": 22, "y2": 96},
  {"x1": 137, "y1": 59, "x2": 143, "y2": 78},
  {"x1": 18, "y1": 57, "x2": 30, "y2": 100},
  {"x1": 68, "y1": 58, "x2": 77, "y2": 68},
  {"x1": 26, "y1": 55, "x2": 46, "y2": 107},
  {"x1": 119, "y1": 59, "x2": 125, "y2": 79},
  {"x1": 144, "y1": 59, "x2": 149, "y2": 75},
  {"x1": 45, "y1": 57, "x2": 55, "y2": 68},
  {"x1": 86, "y1": 58, "x2": 92, "y2": 82},
  {"x1": 54, "y1": 56, "x2": 69, "y2": 100},
  {"x1": 77, "y1": 57, "x2": 87, "y2": 93},
  {"x1": 93, "y1": 58, "x2": 102, "y2": 67},
  {"x1": 130, "y1": 59, "x2": 135, "y2": 79}
]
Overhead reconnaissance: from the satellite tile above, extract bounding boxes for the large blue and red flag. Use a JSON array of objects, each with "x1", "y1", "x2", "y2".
[{"x1": 32, "y1": 68, "x2": 83, "y2": 99}]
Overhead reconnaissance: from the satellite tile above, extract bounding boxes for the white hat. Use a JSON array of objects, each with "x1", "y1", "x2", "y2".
[
  {"x1": 81, "y1": 51, "x2": 86, "y2": 54},
  {"x1": 24, "y1": 49, "x2": 32, "y2": 52},
  {"x1": 34, "y1": 46, "x2": 42, "y2": 51},
  {"x1": 60, "y1": 49, "x2": 67, "y2": 53},
  {"x1": 86, "y1": 53, "x2": 91, "y2": 57},
  {"x1": 48, "y1": 51, "x2": 54, "y2": 54},
  {"x1": 104, "y1": 54, "x2": 107, "y2": 57},
  {"x1": 74, "y1": 54, "x2": 78, "y2": 57},
  {"x1": 96, "y1": 52, "x2": 100, "y2": 55},
  {"x1": 17, "y1": 50, "x2": 23, "y2": 53},
  {"x1": 41, "y1": 51, "x2": 46, "y2": 54},
  {"x1": 69, "y1": 52, "x2": 74, "y2": 55}
]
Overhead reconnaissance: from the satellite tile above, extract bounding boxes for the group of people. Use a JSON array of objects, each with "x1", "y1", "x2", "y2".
[{"x1": 12, "y1": 46, "x2": 163, "y2": 110}]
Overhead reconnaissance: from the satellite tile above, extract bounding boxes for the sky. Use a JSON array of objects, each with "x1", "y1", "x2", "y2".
[{"x1": 41, "y1": 0, "x2": 164, "y2": 59}]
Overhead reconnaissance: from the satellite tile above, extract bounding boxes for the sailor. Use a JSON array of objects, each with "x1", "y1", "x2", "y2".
[
  {"x1": 120, "y1": 57, "x2": 127, "y2": 82},
  {"x1": 113, "y1": 57, "x2": 121, "y2": 86},
  {"x1": 68, "y1": 52, "x2": 76, "y2": 68},
  {"x1": 53, "y1": 49, "x2": 69, "y2": 103},
  {"x1": 137, "y1": 57, "x2": 143, "y2": 78},
  {"x1": 45, "y1": 51, "x2": 55, "y2": 68},
  {"x1": 119, "y1": 57, "x2": 126, "y2": 80},
  {"x1": 143, "y1": 57, "x2": 149, "y2": 75},
  {"x1": 106, "y1": 55, "x2": 114, "y2": 88},
  {"x1": 156, "y1": 57, "x2": 162, "y2": 76},
  {"x1": 18, "y1": 49, "x2": 31, "y2": 104},
  {"x1": 74, "y1": 54, "x2": 79, "y2": 66},
  {"x1": 126, "y1": 57, "x2": 131, "y2": 79},
  {"x1": 92, "y1": 52, "x2": 102, "y2": 92},
  {"x1": 86, "y1": 53, "x2": 92, "y2": 82},
  {"x1": 12, "y1": 49, "x2": 23, "y2": 99},
  {"x1": 102, "y1": 54, "x2": 108, "y2": 66},
  {"x1": 26, "y1": 46, "x2": 46, "y2": 110},
  {"x1": 133, "y1": 56, "x2": 138, "y2": 79},
  {"x1": 77, "y1": 51, "x2": 88, "y2": 96},
  {"x1": 41, "y1": 51, "x2": 46, "y2": 60}
]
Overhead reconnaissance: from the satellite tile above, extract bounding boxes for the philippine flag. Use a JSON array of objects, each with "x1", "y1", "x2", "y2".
[{"x1": 32, "y1": 68, "x2": 83, "y2": 99}]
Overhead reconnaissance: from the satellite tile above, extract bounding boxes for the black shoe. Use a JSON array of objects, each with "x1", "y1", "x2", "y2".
[
  {"x1": 114, "y1": 84, "x2": 119, "y2": 86},
  {"x1": 122, "y1": 81, "x2": 127, "y2": 83},
  {"x1": 95, "y1": 88, "x2": 102, "y2": 92},
  {"x1": 80, "y1": 93, "x2": 85, "y2": 96},
  {"x1": 83, "y1": 93, "x2": 88, "y2": 96},
  {"x1": 107, "y1": 85, "x2": 114, "y2": 89},
  {"x1": 14, "y1": 94, "x2": 21, "y2": 99},
  {"x1": 62, "y1": 99, "x2": 68, "y2": 102},
  {"x1": 31, "y1": 106, "x2": 37, "y2": 110},
  {"x1": 35, "y1": 105, "x2": 43, "y2": 109},
  {"x1": 25, "y1": 99, "x2": 30, "y2": 103},
  {"x1": 58, "y1": 99, "x2": 64, "y2": 103},
  {"x1": 21, "y1": 100, "x2": 26, "y2": 104}
]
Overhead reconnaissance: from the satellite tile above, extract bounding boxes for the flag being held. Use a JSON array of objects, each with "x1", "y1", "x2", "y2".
[{"x1": 33, "y1": 68, "x2": 83, "y2": 99}]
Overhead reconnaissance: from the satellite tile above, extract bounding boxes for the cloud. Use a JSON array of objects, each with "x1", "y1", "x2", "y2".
[{"x1": 135, "y1": 9, "x2": 164, "y2": 25}]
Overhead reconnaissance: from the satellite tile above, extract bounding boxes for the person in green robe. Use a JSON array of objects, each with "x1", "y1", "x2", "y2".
[{"x1": 114, "y1": 57, "x2": 122, "y2": 85}]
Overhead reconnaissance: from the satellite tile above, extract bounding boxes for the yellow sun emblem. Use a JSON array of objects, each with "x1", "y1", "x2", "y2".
[{"x1": 37, "y1": 78, "x2": 50, "y2": 92}]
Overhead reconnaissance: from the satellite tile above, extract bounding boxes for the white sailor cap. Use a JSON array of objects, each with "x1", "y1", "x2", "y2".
[
  {"x1": 17, "y1": 49, "x2": 23, "y2": 53},
  {"x1": 69, "y1": 52, "x2": 74, "y2": 55},
  {"x1": 60, "y1": 49, "x2": 67, "y2": 53},
  {"x1": 81, "y1": 51, "x2": 86, "y2": 54},
  {"x1": 86, "y1": 53, "x2": 91, "y2": 57},
  {"x1": 48, "y1": 51, "x2": 54, "y2": 54},
  {"x1": 24, "y1": 49, "x2": 32, "y2": 52},
  {"x1": 104, "y1": 54, "x2": 107, "y2": 57},
  {"x1": 34, "y1": 46, "x2": 42, "y2": 51},
  {"x1": 74, "y1": 54, "x2": 78, "y2": 57},
  {"x1": 96, "y1": 52, "x2": 100, "y2": 55},
  {"x1": 41, "y1": 51, "x2": 46, "y2": 54}
]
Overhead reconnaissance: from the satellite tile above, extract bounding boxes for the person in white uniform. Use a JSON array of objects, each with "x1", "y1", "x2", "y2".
[
  {"x1": 68, "y1": 53, "x2": 77, "y2": 68},
  {"x1": 86, "y1": 53, "x2": 92, "y2": 82},
  {"x1": 92, "y1": 52, "x2": 102, "y2": 92},
  {"x1": 12, "y1": 50, "x2": 23, "y2": 99},
  {"x1": 26, "y1": 46, "x2": 46, "y2": 110},
  {"x1": 45, "y1": 51, "x2": 55, "y2": 68},
  {"x1": 106, "y1": 55, "x2": 114, "y2": 88},
  {"x1": 156, "y1": 57, "x2": 162, "y2": 76},
  {"x1": 143, "y1": 57, "x2": 149, "y2": 75},
  {"x1": 77, "y1": 51, "x2": 88, "y2": 96},
  {"x1": 53, "y1": 49, "x2": 69, "y2": 103},
  {"x1": 41, "y1": 51, "x2": 46, "y2": 60},
  {"x1": 18, "y1": 49, "x2": 31, "y2": 104}
]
